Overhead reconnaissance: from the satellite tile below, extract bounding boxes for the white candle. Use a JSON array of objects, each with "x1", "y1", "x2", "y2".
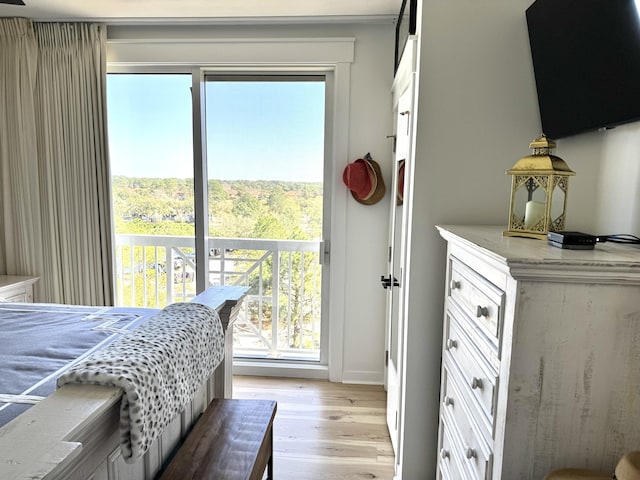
[{"x1": 524, "y1": 200, "x2": 546, "y2": 229}]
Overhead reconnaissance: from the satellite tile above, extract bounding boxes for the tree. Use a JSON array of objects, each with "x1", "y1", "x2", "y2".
[{"x1": 252, "y1": 215, "x2": 286, "y2": 239}]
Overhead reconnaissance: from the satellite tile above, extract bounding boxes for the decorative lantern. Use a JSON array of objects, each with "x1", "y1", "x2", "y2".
[{"x1": 504, "y1": 135, "x2": 575, "y2": 239}]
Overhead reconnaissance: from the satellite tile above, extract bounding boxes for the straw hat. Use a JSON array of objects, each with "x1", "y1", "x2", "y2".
[{"x1": 342, "y1": 153, "x2": 386, "y2": 205}]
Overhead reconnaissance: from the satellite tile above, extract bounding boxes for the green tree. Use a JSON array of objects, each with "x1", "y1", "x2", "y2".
[{"x1": 252, "y1": 215, "x2": 286, "y2": 239}]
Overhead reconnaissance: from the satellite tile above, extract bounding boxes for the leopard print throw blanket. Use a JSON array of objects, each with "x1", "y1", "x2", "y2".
[{"x1": 57, "y1": 302, "x2": 224, "y2": 463}]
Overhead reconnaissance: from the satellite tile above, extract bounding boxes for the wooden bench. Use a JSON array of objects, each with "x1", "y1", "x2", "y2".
[{"x1": 159, "y1": 399, "x2": 277, "y2": 480}]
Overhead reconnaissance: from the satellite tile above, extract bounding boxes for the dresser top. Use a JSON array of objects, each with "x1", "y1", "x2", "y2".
[
  {"x1": 436, "y1": 225, "x2": 640, "y2": 283},
  {"x1": 0, "y1": 275, "x2": 39, "y2": 289}
]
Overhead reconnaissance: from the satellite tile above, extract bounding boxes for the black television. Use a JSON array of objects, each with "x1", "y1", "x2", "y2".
[{"x1": 526, "y1": 0, "x2": 640, "y2": 139}]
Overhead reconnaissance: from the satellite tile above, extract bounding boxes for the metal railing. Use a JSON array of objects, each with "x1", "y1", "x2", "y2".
[{"x1": 114, "y1": 234, "x2": 322, "y2": 361}]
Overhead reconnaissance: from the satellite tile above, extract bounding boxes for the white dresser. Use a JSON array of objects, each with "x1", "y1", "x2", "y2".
[
  {"x1": 436, "y1": 225, "x2": 640, "y2": 480},
  {"x1": 0, "y1": 275, "x2": 38, "y2": 302}
]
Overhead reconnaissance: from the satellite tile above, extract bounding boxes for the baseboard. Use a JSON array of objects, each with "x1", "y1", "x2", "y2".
[
  {"x1": 341, "y1": 369, "x2": 384, "y2": 385},
  {"x1": 232, "y1": 361, "x2": 384, "y2": 385},
  {"x1": 232, "y1": 359, "x2": 329, "y2": 380}
]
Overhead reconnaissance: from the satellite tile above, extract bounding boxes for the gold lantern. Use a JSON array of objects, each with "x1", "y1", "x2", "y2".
[{"x1": 504, "y1": 135, "x2": 575, "y2": 239}]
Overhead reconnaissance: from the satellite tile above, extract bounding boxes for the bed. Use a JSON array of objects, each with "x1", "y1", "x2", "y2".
[{"x1": 0, "y1": 285, "x2": 247, "y2": 480}]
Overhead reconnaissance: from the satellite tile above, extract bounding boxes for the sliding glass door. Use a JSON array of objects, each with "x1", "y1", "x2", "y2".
[{"x1": 107, "y1": 72, "x2": 329, "y2": 364}]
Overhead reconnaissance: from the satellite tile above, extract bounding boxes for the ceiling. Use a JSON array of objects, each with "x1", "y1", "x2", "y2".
[{"x1": 0, "y1": 0, "x2": 403, "y2": 24}]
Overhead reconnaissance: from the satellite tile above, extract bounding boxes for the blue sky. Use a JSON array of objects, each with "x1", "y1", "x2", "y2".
[{"x1": 106, "y1": 74, "x2": 325, "y2": 183}]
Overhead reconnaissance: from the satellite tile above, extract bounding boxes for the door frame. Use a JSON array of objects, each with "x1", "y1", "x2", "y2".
[{"x1": 107, "y1": 37, "x2": 355, "y2": 381}]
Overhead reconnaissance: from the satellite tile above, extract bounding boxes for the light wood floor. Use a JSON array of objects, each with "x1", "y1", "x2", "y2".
[{"x1": 233, "y1": 375, "x2": 396, "y2": 480}]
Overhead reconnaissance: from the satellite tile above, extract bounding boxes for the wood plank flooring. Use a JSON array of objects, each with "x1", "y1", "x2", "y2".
[{"x1": 233, "y1": 376, "x2": 396, "y2": 480}]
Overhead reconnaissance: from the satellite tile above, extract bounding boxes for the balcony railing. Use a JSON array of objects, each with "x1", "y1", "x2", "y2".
[{"x1": 114, "y1": 234, "x2": 322, "y2": 361}]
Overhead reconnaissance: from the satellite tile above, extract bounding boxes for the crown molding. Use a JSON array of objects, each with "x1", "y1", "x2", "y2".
[{"x1": 30, "y1": 14, "x2": 397, "y2": 27}]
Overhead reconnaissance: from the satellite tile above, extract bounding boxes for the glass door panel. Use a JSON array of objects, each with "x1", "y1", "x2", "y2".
[
  {"x1": 204, "y1": 76, "x2": 325, "y2": 362},
  {"x1": 107, "y1": 74, "x2": 196, "y2": 308}
]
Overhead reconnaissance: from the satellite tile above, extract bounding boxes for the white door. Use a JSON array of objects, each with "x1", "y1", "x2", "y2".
[
  {"x1": 384, "y1": 39, "x2": 417, "y2": 460},
  {"x1": 384, "y1": 79, "x2": 413, "y2": 454}
]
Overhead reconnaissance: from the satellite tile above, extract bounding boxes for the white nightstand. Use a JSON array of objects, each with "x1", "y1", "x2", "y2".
[{"x1": 0, "y1": 275, "x2": 39, "y2": 302}]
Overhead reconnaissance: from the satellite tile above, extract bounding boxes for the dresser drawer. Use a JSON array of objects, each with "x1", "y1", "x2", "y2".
[
  {"x1": 446, "y1": 300, "x2": 500, "y2": 369},
  {"x1": 448, "y1": 257, "x2": 504, "y2": 345},
  {"x1": 438, "y1": 415, "x2": 466, "y2": 480},
  {"x1": 442, "y1": 355, "x2": 493, "y2": 444},
  {"x1": 445, "y1": 312, "x2": 498, "y2": 429},
  {"x1": 440, "y1": 391, "x2": 493, "y2": 480}
]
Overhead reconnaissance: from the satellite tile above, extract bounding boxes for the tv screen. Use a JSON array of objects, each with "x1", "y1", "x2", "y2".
[{"x1": 526, "y1": 0, "x2": 640, "y2": 139}]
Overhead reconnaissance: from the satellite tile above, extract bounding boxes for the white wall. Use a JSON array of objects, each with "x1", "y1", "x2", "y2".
[
  {"x1": 556, "y1": 122, "x2": 640, "y2": 236},
  {"x1": 340, "y1": 27, "x2": 395, "y2": 384},
  {"x1": 398, "y1": 1, "x2": 640, "y2": 475},
  {"x1": 397, "y1": 1, "x2": 543, "y2": 477},
  {"x1": 107, "y1": 22, "x2": 396, "y2": 385}
]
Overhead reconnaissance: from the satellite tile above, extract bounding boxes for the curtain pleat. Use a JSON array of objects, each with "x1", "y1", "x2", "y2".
[
  {"x1": 0, "y1": 19, "x2": 114, "y2": 306},
  {"x1": 0, "y1": 18, "x2": 44, "y2": 283}
]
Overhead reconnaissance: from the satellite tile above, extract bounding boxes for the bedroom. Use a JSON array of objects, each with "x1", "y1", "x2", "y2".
[{"x1": 2, "y1": 0, "x2": 640, "y2": 479}]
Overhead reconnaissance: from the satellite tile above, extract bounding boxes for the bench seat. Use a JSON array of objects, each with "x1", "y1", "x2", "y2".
[{"x1": 159, "y1": 399, "x2": 277, "y2": 480}]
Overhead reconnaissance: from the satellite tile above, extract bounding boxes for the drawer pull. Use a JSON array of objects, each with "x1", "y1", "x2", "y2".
[
  {"x1": 471, "y1": 377, "x2": 483, "y2": 390},
  {"x1": 450, "y1": 280, "x2": 461, "y2": 290},
  {"x1": 446, "y1": 339, "x2": 458, "y2": 350},
  {"x1": 441, "y1": 448, "x2": 450, "y2": 459},
  {"x1": 465, "y1": 448, "x2": 477, "y2": 459},
  {"x1": 476, "y1": 305, "x2": 489, "y2": 317},
  {"x1": 443, "y1": 396, "x2": 454, "y2": 407}
]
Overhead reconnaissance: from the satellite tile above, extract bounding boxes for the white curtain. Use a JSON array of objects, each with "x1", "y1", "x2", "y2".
[
  {"x1": 0, "y1": 19, "x2": 114, "y2": 305},
  {"x1": 0, "y1": 18, "x2": 44, "y2": 284}
]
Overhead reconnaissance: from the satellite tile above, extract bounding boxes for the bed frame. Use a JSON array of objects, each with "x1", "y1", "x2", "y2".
[{"x1": 0, "y1": 285, "x2": 247, "y2": 480}]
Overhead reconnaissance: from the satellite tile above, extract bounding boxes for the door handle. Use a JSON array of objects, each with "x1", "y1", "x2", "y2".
[{"x1": 380, "y1": 275, "x2": 400, "y2": 289}]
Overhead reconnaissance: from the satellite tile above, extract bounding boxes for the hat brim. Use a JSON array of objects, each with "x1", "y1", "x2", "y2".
[{"x1": 352, "y1": 158, "x2": 386, "y2": 205}]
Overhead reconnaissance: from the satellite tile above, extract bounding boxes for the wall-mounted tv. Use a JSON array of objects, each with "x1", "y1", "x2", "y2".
[{"x1": 526, "y1": 0, "x2": 640, "y2": 139}]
